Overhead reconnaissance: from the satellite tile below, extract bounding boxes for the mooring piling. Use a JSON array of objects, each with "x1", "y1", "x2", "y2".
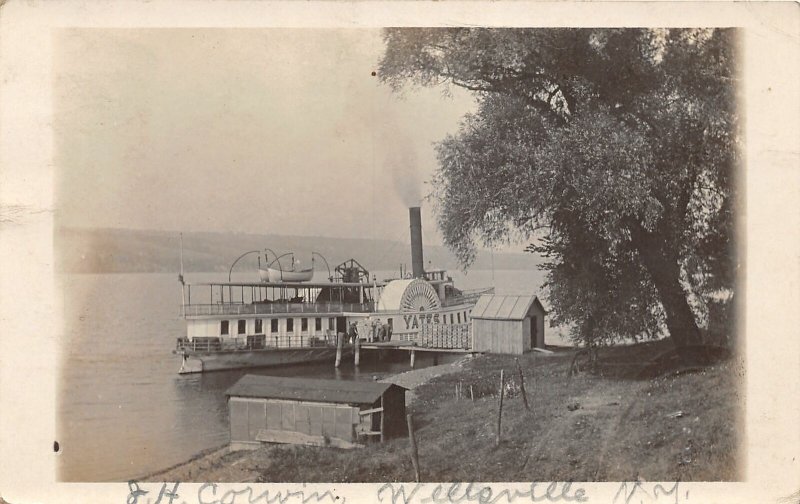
[{"x1": 335, "y1": 332, "x2": 343, "y2": 368}]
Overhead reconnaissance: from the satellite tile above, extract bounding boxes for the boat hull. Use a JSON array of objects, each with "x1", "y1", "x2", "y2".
[{"x1": 178, "y1": 346, "x2": 350, "y2": 374}]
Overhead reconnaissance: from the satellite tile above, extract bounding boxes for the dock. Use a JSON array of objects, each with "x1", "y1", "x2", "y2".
[
  {"x1": 361, "y1": 341, "x2": 476, "y2": 353},
  {"x1": 357, "y1": 340, "x2": 480, "y2": 368}
]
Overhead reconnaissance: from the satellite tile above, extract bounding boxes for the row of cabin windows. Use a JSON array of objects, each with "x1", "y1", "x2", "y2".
[
  {"x1": 220, "y1": 317, "x2": 333, "y2": 336},
  {"x1": 219, "y1": 312, "x2": 471, "y2": 336}
]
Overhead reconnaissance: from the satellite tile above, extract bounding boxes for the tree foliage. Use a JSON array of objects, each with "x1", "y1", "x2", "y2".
[{"x1": 380, "y1": 28, "x2": 739, "y2": 348}]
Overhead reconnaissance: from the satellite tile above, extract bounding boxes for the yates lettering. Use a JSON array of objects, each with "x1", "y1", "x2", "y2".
[{"x1": 403, "y1": 313, "x2": 440, "y2": 330}]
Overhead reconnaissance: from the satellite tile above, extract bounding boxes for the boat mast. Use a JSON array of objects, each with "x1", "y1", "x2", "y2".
[
  {"x1": 179, "y1": 233, "x2": 186, "y2": 317},
  {"x1": 373, "y1": 274, "x2": 379, "y2": 307}
]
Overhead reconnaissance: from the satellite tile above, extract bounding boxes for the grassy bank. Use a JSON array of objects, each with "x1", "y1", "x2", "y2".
[{"x1": 147, "y1": 340, "x2": 742, "y2": 482}]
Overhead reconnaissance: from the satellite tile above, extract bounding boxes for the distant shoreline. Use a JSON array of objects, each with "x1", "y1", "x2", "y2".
[
  {"x1": 54, "y1": 226, "x2": 544, "y2": 275},
  {"x1": 56, "y1": 267, "x2": 539, "y2": 275}
]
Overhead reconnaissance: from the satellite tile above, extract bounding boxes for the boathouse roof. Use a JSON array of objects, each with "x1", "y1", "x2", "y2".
[
  {"x1": 226, "y1": 374, "x2": 407, "y2": 405},
  {"x1": 470, "y1": 294, "x2": 547, "y2": 320}
]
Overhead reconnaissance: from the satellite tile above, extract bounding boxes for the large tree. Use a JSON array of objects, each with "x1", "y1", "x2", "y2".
[{"x1": 379, "y1": 28, "x2": 739, "y2": 351}]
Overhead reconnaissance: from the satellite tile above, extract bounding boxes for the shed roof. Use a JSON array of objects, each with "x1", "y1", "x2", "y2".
[
  {"x1": 226, "y1": 374, "x2": 406, "y2": 405},
  {"x1": 470, "y1": 294, "x2": 547, "y2": 320}
]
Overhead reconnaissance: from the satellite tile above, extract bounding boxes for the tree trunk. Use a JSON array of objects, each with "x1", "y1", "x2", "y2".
[{"x1": 632, "y1": 225, "x2": 703, "y2": 350}]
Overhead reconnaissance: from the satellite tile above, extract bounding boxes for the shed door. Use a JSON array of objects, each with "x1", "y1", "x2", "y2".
[{"x1": 530, "y1": 316, "x2": 538, "y2": 349}]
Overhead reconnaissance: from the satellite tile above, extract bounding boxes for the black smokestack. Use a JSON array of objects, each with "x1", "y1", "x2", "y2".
[{"x1": 409, "y1": 207, "x2": 425, "y2": 278}]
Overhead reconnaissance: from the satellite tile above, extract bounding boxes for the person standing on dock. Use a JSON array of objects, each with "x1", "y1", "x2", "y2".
[
  {"x1": 348, "y1": 321, "x2": 358, "y2": 344},
  {"x1": 376, "y1": 319, "x2": 385, "y2": 342}
]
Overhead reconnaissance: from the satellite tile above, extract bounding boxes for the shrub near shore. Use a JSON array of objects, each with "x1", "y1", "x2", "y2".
[{"x1": 149, "y1": 340, "x2": 741, "y2": 483}]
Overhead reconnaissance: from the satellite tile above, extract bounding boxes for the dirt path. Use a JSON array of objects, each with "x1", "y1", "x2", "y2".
[
  {"x1": 519, "y1": 376, "x2": 649, "y2": 481},
  {"x1": 380, "y1": 357, "x2": 470, "y2": 403}
]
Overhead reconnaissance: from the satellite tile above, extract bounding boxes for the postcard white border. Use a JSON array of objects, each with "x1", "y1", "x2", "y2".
[{"x1": 1, "y1": 2, "x2": 798, "y2": 503}]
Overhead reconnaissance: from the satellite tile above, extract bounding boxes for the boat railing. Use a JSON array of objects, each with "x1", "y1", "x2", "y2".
[
  {"x1": 417, "y1": 323, "x2": 472, "y2": 349},
  {"x1": 176, "y1": 333, "x2": 338, "y2": 352},
  {"x1": 391, "y1": 323, "x2": 472, "y2": 350},
  {"x1": 176, "y1": 337, "x2": 221, "y2": 352},
  {"x1": 183, "y1": 301, "x2": 374, "y2": 317},
  {"x1": 441, "y1": 287, "x2": 495, "y2": 308}
]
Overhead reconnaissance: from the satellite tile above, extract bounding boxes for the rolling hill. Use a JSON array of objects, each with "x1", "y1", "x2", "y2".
[{"x1": 55, "y1": 227, "x2": 544, "y2": 275}]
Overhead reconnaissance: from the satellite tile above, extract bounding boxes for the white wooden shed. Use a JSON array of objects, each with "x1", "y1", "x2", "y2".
[{"x1": 470, "y1": 294, "x2": 547, "y2": 354}]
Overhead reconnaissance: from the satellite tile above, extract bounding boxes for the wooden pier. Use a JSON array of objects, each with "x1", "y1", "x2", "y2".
[{"x1": 358, "y1": 340, "x2": 480, "y2": 368}]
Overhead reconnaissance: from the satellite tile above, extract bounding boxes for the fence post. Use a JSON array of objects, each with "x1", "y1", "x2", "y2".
[
  {"x1": 380, "y1": 395, "x2": 385, "y2": 443},
  {"x1": 516, "y1": 358, "x2": 530, "y2": 411},
  {"x1": 531, "y1": 353, "x2": 535, "y2": 416},
  {"x1": 407, "y1": 414, "x2": 421, "y2": 482},
  {"x1": 496, "y1": 369, "x2": 505, "y2": 446}
]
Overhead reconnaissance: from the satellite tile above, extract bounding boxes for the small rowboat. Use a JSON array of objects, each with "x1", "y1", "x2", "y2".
[
  {"x1": 259, "y1": 249, "x2": 319, "y2": 283},
  {"x1": 259, "y1": 266, "x2": 314, "y2": 283}
]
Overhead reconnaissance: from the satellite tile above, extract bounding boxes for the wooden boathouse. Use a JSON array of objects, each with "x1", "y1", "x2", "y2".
[
  {"x1": 470, "y1": 294, "x2": 547, "y2": 354},
  {"x1": 226, "y1": 375, "x2": 407, "y2": 450}
]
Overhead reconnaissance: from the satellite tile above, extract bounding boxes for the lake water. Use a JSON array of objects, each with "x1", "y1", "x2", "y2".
[{"x1": 56, "y1": 269, "x2": 570, "y2": 482}]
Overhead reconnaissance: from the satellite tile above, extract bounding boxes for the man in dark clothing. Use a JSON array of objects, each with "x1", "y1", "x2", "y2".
[{"x1": 348, "y1": 322, "x2": 358, "y2": 344}]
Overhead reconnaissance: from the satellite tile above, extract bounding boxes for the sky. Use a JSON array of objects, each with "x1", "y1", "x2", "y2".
[{"x1": 53, "y1": 28, "x2": 480, "y2": 247}]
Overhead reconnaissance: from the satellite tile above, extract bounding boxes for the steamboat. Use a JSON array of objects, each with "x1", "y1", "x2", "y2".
[{"x1": 175, "y1": 207, "x2": 493, "y2": 373}]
